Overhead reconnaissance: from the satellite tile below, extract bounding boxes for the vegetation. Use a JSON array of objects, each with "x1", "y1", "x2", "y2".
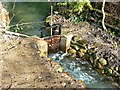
[
  {"x1": 53, "y1": 2, "x2": 120, "y2": 37},
  {"x1": 53, "y1": 1, "x2": 93, "y2": 22}
]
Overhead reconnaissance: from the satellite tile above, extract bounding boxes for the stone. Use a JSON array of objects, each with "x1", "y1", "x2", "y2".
[
  {"x1": 98, "y1": 58, "x2": 107, "y2": 66},
  {"x1": 108, "y1": 68, "x2": 113, "y2": 75},
  {"x1": 112, "y1": 70, "x2": 120, "y2": 77},
  {"x1": 110, "y1": 66, "x2": 114, "y2": 70},
  {"x1": 97, "y1": 62, "x2": 103, "y2": 69},
  {"x1": 104, "y1": 68, "x2": 113, "y2": 75},
  {"x1": 79, "y1": 49, "x2": 86, "y2": 57},
  {"x1": 68, "y1": 48, "x2": 76, "y2": 55},
  {"x1": 93, "y1": 61, "x2": 97, "y2": 68},
  {"x1": 115, "y1": 67, "x2": 119, "y2": 71}
]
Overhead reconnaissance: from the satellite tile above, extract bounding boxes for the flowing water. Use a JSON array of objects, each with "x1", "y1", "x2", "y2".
[
  {"x1": 4, "y1": 2, "x2": 119, "y2": 89},
  {"x1": 49, "y1": 51, "x2": 118, "y2": 88}
]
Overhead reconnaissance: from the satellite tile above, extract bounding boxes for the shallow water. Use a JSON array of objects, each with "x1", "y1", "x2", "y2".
[{"x1": 49, "y1": 51, "x2": 118, "y2": 88}]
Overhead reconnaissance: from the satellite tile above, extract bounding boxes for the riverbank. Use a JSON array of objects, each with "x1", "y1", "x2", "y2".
[
  {"x1": 0, "y1": 31, "x2": 87, "y2": 89},
  {"x1": 47, "y1": 14, "x2": 120, "y2": 88}
]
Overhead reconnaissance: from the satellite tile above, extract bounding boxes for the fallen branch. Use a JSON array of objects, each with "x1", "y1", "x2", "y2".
[
  {"x1": 1, "y1": 29, "x2": 30, "y2": 38},
  {"x1": 8, "y1": 21, "x2": 46, "y2": 29}
]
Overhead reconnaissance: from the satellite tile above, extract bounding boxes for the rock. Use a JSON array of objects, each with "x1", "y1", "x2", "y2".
[
  {"x1": 98, "y1": 58, "x2": 107, "y2": 66},
  {"x1": 112, "y1": 70, "x2": 120, "y2": 77},
  {"x1": 79, "y1": 49, "x2": 86, "y2": 57},
  {"x1": 110, "y1": 66, "x2": 114, "y2": 70},
  {"x1": 93, "y1": 61, "x2": 97, "y2": 68},
  {"x1": 115, "y1": 66, "x2": 119, "y2": 71},
  {"x1": 104, "y1": 68, "x2": 113, "y2": 75},
  {"x1": 97, "y1": 62, "x2": 103, "y2": 69},
  {"x1": 68, "y1": 48, "x2": 76, "y2": 55}
]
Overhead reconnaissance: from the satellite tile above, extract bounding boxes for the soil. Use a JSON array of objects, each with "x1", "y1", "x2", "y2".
[{"x1": 0, "y1": 31, "x2": 87, "y2": 89}]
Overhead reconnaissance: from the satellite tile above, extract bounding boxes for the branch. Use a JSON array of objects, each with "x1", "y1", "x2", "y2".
[
  {"x1": 8, "y1": 21, "x2": 45, "y2": 29},
  {"x1": 102, "y1": 0, "x2": 107, "y2": 30},
  {"x1": 1, "y1": 29, "x2": 30, "y2": 38}
]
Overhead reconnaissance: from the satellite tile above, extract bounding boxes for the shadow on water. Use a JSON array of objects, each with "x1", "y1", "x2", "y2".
[{"x1": 5, "y1": 2, "x2": 50, "y2": 36}]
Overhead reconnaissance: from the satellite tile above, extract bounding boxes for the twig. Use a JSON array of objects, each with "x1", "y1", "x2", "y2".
[
  {"x1": 9, "y1": 1, "x2": 20, "y2": 24},
  {"x1": 102, "y1": 0, "x2": 107, "y2": 30},
  {"x1": 12, "y1": 1, "x2": 16, "y2": 10},
  {"x1": 9, "y1": 11, "x2": 20, "y2": 24}
]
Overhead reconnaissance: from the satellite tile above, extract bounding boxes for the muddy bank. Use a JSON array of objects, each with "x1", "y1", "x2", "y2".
[
  {"x1": 61, "y1": 21, "x2": 120, "y2": 87},
  {"x1": 0, "y1": 31, "x2": 87, "y2": 89}
]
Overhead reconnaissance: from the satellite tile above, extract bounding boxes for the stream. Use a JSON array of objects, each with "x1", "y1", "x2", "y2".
[
  {"x1": 5, "y1": 2, "x2": 119, "y2": 89},
  {"x1": 49, "y1": 51, "x2": 118, "y2": 88}
]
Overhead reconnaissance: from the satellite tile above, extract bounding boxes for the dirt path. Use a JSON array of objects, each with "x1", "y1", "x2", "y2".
[{"x1": 0, "y1": 31, "x2": 86, "y2": 89}]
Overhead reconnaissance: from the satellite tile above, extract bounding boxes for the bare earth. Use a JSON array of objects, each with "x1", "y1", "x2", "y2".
[{"x1": 0, "y1": 31, "x2": 86, "y2": 89}]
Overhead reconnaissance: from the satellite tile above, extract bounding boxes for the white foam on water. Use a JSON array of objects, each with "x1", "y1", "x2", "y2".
[{"x1": 49, "y1": 51, "x2": 117, "y2": 88}]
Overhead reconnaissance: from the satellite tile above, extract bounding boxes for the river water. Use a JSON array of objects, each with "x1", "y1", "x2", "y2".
[
  {"x1": 5, "y1": 2, "x2": 50, "y2": 36},
  {"x1": 5, "y1": 2, "x2": 119, "y2": 89},
  {"x1": 49, "y1": 51, "x2": 118, "y2": 88}
]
